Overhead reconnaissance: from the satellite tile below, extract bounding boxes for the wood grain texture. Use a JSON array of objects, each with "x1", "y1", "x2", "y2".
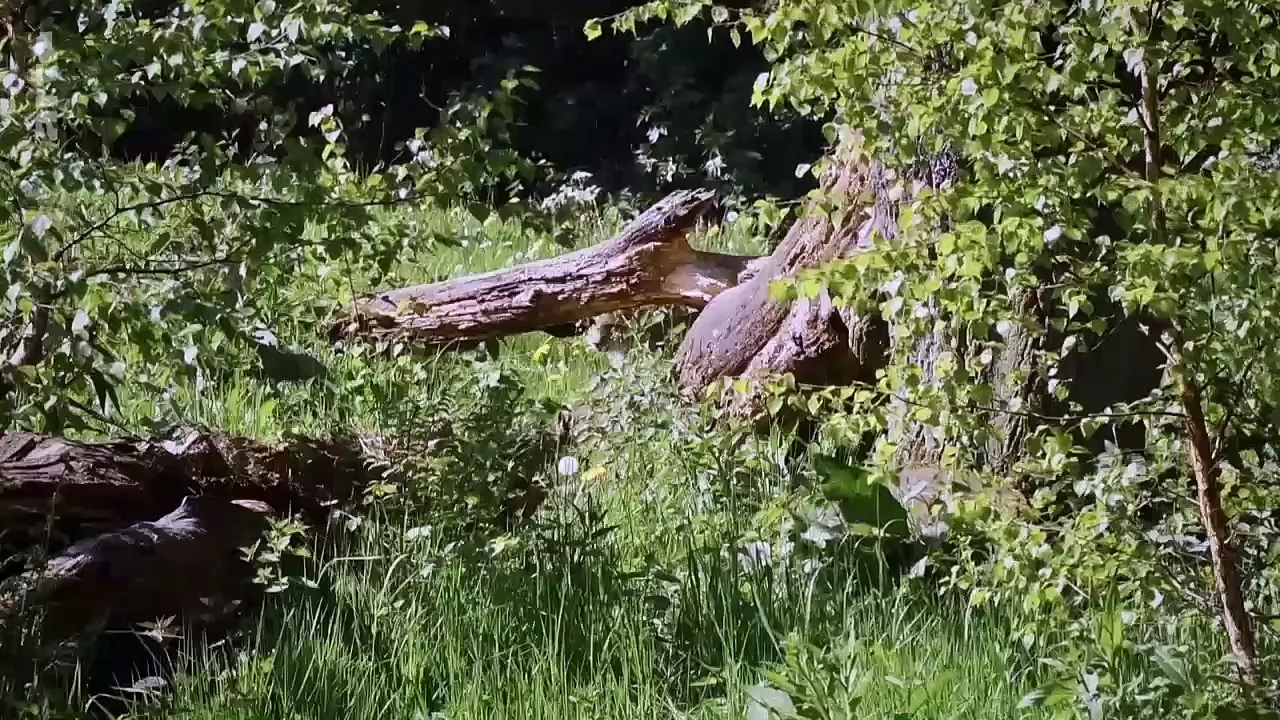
[{"x1": 334, "y1": 189, "x2": 759, "y2": 345}]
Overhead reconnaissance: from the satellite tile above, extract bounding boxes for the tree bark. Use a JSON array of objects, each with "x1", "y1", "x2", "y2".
[
  {"x1": 0, "y1": 428, "x2": 390, "y2": 701},
  {"x1": 332, "y1": 189, "x2": 761, "y2": 346},
  {"x1": 1, "y1": 495, "x2": 274, "y2": 646},
  {"x1": 674, "y1": 157, "x2": 895, "y2": 398},
  {"x1": 0, "y1": 428, "x2": 378, "y2": 561},
  {"x1": 1178, "y1": 374, "x2": 1258, "y2": 684},
  {"x1": 318, "y1": 141, "x2": 1164, "y2": 537}
]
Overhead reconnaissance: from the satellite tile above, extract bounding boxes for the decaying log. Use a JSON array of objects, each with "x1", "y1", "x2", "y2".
[
  {"x1": 0, "y1": 429, "x2": 378, "y2": 560},
  {"x1": 659, "y1": 141, "x2": 1163, "y2": 527},
  {"x1": 0, "y1": 428, "x2": 391, "y2": 705},
  {"x1": 333, "y1": 189, "x2": 763, "y2": 345},
  {"x1": 0, "y1": 496, "x2": 279, "y2": 717},
  {"x1": 674, "y1": 153, "x2": 896, "y2": 402},
  {"x1": 0, "y1": 496, "x2": 274, "y2": 645},
  {"x1": 317, "y1": 137, "x2": 1165, "y2": 532},
  {"x1": 0, "y1": 429, "x2": 383, "y2": 632}
]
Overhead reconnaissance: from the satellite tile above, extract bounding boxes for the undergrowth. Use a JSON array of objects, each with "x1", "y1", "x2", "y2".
[{"x1": 4, "y1": 201, "x2": 1272, "y2": 719}]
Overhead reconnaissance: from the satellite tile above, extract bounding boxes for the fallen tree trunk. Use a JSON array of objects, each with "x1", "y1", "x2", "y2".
[
  {"x1": 0, "y1": 428, "x2": 379, "y2": 561},
  {"x1": 675, "y1": 157, "x2": 896, "y2": 400},
  {"x1": 332, "y1": 189, "x2": 763, "y2": 346},
  {"x1": 0, "y1": 428, "x2": 392, "y2": 707},
  {"x1": 0, "y1": 496, "x2": 274, "y2": 647},
  {"x1": 324, "y1": 141, "x2": 1166, "y2": 534},
  {"x1": 0, "y1": 428, "x2": 388, "y2": 673},
  {"x1": 0, "y1": 496, "x2": 279, "y2": 716}
]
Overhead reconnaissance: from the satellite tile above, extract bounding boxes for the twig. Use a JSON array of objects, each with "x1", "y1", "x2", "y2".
[
  {"x1": 55, "y1": 190, "x2": 214, "y2": 262},
  {"x1": 54, "y1": 188, "x2": 429, "y2": 262},
  {"x1": 1211, "y1": 352, "x2": 1261, "y2": 463},
  {"x1": 49, "y1": 237, "x2": 257, "y2": 297},
  {"x1": 64, "y1": 397, "x2": 133, "y2": 435},
  {"x1": 793, "y1": 378, "x2": 1186, "y2": 423},
  {"x1": 83, "y1": 256, "x2": 239, "y2": 280}
]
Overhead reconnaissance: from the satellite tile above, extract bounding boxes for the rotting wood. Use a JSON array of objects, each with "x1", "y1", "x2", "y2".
[
  {"x1": 0, "y1": 428, "x2": 379, "y2": 561},
  {"x1": 0, "y1": 495, "x2": 279, "y2": 715},
  {"x1": 332, "y1": 189, "x2": 762, "y2": 346},
  {"x1": 0, "y1": 426, "x2": 385, "y2": 670},
  {"x1": 0, "y1": 428, "x2": 391, "y2": 704},
  {"x1": 0, "y1": 496, "x2": 274, "y2": 646},
  {"x1": 0, "y1": 428, "x2": 385, "y2": 636},
  {"x1": 321, "y1": 140, "x2": 1167, "y2": 544},
  {"x1": 673, "y1": 155, "x2": 896, "y2": 399}
]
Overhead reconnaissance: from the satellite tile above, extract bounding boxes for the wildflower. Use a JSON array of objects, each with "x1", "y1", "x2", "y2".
[
  {"x1": 738, "y1": 541, "x2": 773, "y2": 572},
  {"x1": 557, "y1": 455, "x2": 580, "y2": 477}
]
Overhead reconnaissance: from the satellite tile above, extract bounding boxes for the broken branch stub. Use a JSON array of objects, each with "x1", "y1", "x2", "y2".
[
  {"x1": 333, "y1": 189, "x2": 762, "y2": 346},
  {"x1": 674, "y1": 159, "x2": 896, "y2": 398}
]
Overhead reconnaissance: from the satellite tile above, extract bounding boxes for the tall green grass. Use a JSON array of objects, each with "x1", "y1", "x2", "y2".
[
  {"x1": 17, "y1": 201, "x2": 1050, "y2": 720},
  {"x1": 136, "y1": 507, "x2": 1037, "y2": 720}
]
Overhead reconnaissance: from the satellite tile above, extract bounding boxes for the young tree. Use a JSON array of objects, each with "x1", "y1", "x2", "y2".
[{"x1": 602, "y1": 0, "x2": 1280, "y2": 699}]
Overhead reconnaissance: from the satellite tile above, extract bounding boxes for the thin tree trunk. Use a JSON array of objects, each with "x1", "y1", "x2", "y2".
[
  {"x1": 1140, "y1": 53, "x2": 1257, "y2": 683},
  {"x1": 1179, "y1": 374, "x2": 1258, "y2": 684}
]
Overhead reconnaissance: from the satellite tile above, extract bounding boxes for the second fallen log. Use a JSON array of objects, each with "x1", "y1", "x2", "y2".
[
  {"x1": 0, "y1": 428, "x2": 378, "y2": 560},
  {"x1": 333, "y1": 189, "x2": 762, "y2": 345},
  {"x1": 0, "y1": 496, "x2": 275, "y2": 646}
]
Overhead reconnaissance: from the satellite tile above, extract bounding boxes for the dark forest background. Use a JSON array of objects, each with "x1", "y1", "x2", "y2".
[{"x1": 69, "y1": 0, "x2": 824, "y2": 201}]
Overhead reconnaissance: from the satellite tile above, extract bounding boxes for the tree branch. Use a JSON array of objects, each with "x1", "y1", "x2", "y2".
[
  {"x1": 792, "y1": 378, "x2": 1186, "y2": 423},
  {"x1": 1139, "y1": 48, "x2": 1258, "y2": 685},
  {"x1": 54, "y1": 188, "x2": 432, "y2": 262}
]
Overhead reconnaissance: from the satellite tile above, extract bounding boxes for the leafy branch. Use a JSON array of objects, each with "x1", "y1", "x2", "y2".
[
  {"x1": 54, "y1": 188, "x2": 433, "y2": 262},
  {"x1": 792, "y1": 378, "x2": 1187, "y2": 424}
]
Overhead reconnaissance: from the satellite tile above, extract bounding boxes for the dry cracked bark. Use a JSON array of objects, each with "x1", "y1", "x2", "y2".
[
  {"x1": 673, "y1": 159, "x2": 896, "y2": 398},
  {"x1": 332, "y1": 189, "x2": 762, "y2": 346}
]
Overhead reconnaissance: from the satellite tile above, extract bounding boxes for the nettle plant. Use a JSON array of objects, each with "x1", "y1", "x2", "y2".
[
  {"x1": 599, "y1": 0, "x2": 1280, "y2": 713},
  {"x1": 0, "y1": 0, "x2": 543, "y2": 432}
]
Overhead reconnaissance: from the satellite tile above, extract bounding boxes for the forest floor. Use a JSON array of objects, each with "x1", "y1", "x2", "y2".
[{"x1": 17, "y1": 202, "x2": 1126, "y2": 719}]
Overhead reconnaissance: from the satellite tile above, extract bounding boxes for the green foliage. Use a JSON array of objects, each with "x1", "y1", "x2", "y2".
[
  {"x1": 812, "y1": 454, "x2": 908, "y2": 539},
  {"x1": 0, "y1": 0, "x2": 539, "y2": 431},
  {"x1": 6, "y1": 0, "x2": 1280, "y2": 716},
  {"x1": 1, "y1": 205, "x2": 1044, "y2": 718},
  {"x1": 600, "y1": 0, "x2": 1280, "y2": 714}
]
